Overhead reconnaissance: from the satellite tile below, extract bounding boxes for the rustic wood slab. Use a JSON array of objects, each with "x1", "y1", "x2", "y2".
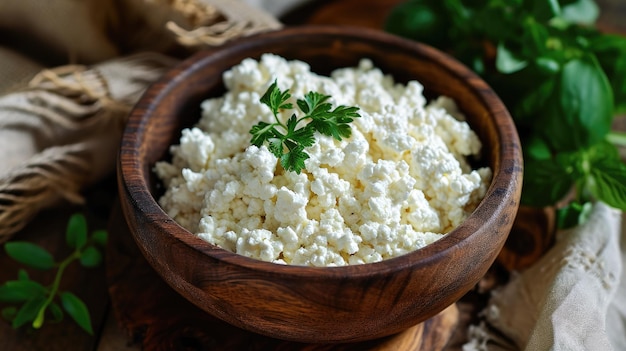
[{"x1": 106, "y1": 201, "x2": 460, "y2": 350}]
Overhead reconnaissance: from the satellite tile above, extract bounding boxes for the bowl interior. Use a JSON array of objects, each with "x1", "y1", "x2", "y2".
[
  {"x1": 127, "y1": 25, "x2": 518, "y2": 271},
  {"x1": 118, "y1": 24, "x2": 522, "y2": 342}
]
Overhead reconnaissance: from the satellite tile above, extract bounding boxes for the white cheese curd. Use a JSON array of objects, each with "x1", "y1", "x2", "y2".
[{"x1": 154, "y1": 54, "x2": 492, "y2": 267}]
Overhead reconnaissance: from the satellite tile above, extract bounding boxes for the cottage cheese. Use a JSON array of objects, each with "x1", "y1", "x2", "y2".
[{"x1": 155, "y1": 54, "x2": 492, "y2": 267}]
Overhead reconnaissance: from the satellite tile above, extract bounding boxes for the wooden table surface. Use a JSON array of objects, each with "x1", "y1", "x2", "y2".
[{"x1": 0, "y1": 1, "x2": 624, "y2": 350}]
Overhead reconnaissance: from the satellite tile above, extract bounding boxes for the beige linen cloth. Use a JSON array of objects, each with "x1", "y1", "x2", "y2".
[
  {"x1": 463, "y1": 203, "x2": 625, "y2": 351},
  {"x1": 0, "y1": 1, "x2": 624, "y2": 350},
  {"x1": 0, "y1": 0, "x2": 280, "y2": 238}
]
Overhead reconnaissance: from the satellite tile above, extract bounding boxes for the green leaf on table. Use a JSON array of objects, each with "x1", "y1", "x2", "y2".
[
  {"x1": 17, "y1": 269, "x2": 29, "y2": 281},
  {"x1": 0, "y1": 280, "x2": 46, "y2": 303},
  {"x1": 79, "y1": 246, "x2": 102, "y2": 268},
  {"x1": 12, "y1": 296, "x2": 46, "y2": 329},
  {"x1": 91, "y1": 230, "x2": 108, "y2": 247},
  {"x1": 4, "y1": 242, "x2": 55, "y2": 270},
  {"x1": 61, "y1": 291, "x2": 93, "y2": 335},
  {"x1": 66, "y1": 213, "x2": 88, "y2": 249},
  {"x1": 538, "y1": 55, "x2": 614, "y2": 152},
  {"x1": 1, "y1": 306, "x2": 17, "y2": 321},
  {"x1": 48, "y1": 302, "x2": 64, "y2": 323}
]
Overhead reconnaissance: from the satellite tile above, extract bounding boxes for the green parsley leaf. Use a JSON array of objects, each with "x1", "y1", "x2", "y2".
[
  {"x1": 250, "y1": 121, "x2": 276, "y2": 147},
  {"x1": 260, "y1": 80, "x2": 292, "y2": 116},
  {"x1": 250, "y1": 80, "x2": 360, "y2": 173},
  {"x1": 281, "y1": 145, "x2": 310, "y2": 174}
]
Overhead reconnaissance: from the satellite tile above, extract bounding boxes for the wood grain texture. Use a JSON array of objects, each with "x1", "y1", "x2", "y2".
[
  {"x1": 107, "y1": 202, "x2": 459, "y2": 351},
  {"x1": 497, "y1": 206, "x2": 556, "y2": 271},
  {"x1": 117, "y1": 25, "x2": 523, "y2": 343}
]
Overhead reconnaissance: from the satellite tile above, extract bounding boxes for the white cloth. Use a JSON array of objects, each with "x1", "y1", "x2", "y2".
[{"x1": 464, "y1": 203, "x2": 624, "y2": 351}]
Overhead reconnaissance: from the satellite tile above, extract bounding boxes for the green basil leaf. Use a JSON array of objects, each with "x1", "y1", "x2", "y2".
[
  {"x1": 514, "y1": 77, "x2": 556, "y2": 124},
  {"x1": 556, "y1": 200, "x2": 593, "y2": 229},
  {"x1": 524, "y1": 135, "x2": 553, "y2": 160},
  {"x1": 0, "y1": 280, "x2": 46, "y2": 303},
  {"x1": 535, "y1": 56, "x2": 561, "y2": 75},
  {"x1": 587, "y1": 140, "x2": 621, "y2": 161},
  {"x1": 560, "y1": 0, "x2": 599, "y2": 25},
  {"x1": 521, "y1": 19, "x2": 551, "y2": 57},
  {"x1": 539, "y1": 55, "x2": 614, "y2": 152},
  {"x1": 589, "y1": 34, "x2": 626, "y2": 113},
  {"x1": 4, "y1": 242, "x2": 55, "y2": 270},
  {"x1": 66, "y1": 213, "x2": 88, "y2": 249},
  {"x1": 442, "y1": 0, "x2": 473, "y2": 32},
  {"x1": 472, "y1": 5, "x2": 517, "y2": 41},
  {"x1": 384, "y1": 0, "x2": 449, "y2": 46},
  {"x1": 528, "y1": 0, "x2": 561, "y2": 22},
  {"x1": 12, "y1": 296, "x2": 46, "y2": 329},
  {"x1": 61, "y1": 291, "x2": 93, "y2": 335},
  {"x1": 79, "y1": 246, "x2": 102, "y2": 268},
  {"x1": 589, "y1": 157, "x2": 626, "y2": 210},
  {"x1": 496, "y1": 42, "x2": 528, "y2": 73},
  {"x1": 521, "y1": 157, "x2": 573, "y2": 206}
]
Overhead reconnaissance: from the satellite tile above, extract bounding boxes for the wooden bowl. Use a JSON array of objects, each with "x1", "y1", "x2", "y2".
[{"x1": 117, "y1": 25, "x2": 523, "y2": 343}]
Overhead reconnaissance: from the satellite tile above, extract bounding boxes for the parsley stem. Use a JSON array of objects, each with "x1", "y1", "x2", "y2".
[
  {"x1": 273, "y1": 114, "x2": 286, "y2": 130},
  {"x1": 607, "y1": 131, "x2": 626, "y2": 148}
]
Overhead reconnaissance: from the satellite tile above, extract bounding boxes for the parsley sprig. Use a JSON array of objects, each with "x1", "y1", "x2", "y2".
[
  {"x1": 386, "y1": 0, "x2": 626, "y2": 228},
  {"x1": 250, "y1": 80, "x2": 361, "y2": 174}
]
